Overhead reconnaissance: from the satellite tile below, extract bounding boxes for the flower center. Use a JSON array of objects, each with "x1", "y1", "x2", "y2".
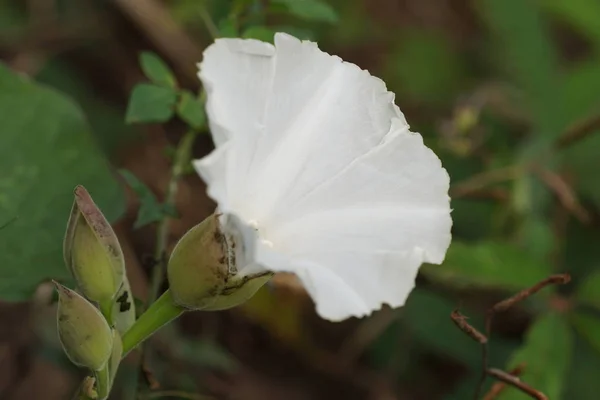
[{"x1": 247, "y1": 219, "x2": 274, "y2": 248}]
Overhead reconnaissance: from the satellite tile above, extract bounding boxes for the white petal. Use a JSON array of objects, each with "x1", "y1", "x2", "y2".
[
  {"x1": 199, "y1": 33, "x2": 408, "y2": 220},
  {"x1": 265, "y1": 119, "x2": 450, "y2": 228},
  {"x1": 193, "y1": 142, "x2": 231, "y2": 209},
  {"x1": 199, "y1": 38, "x2": 275, "y2": 148},
  {"x1": 196, "y1": 33, "x2": 452, "y2": 321},
  {"x1": 256, "y1": 205, "x2": 450, "y2": 321},
  {"x1": 198, "y1": 37, "x2": 276, "y2": 214}
]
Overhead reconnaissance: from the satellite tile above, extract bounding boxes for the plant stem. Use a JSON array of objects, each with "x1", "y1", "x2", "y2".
[
  {"x1": 148, "y1": 130, "x2": 199, "y2": 305},
  {"x1": 198, "y1": 6, "x2": 219, "y2": 38},
  {"x1": 95, "y1": 364, "x2": 111, "y2": 400},
  {"x1": 99, "y1": 298, "x2": 114, "y2": 326},
  {"x1": 121, "y1": 290, "x2": 184, "y2": 357}
]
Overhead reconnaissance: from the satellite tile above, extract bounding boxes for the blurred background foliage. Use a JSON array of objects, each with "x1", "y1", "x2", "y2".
[{"x1": 1, "y1": 0, "x2": 600, "y2": 399}]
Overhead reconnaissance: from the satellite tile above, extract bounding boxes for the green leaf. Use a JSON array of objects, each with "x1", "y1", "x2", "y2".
[
  {"x1": 125, "y1": 83, "x2": 177, "y2": 124},
  {"x1": 0, "y1": 63, "x2": 123, "y2": 301},
  {"x1": 575, "y1": 270, "x2": 600, "y2": 310},
  {"x1": 498, "y1": 313, "x2": 572, "y2": 400},
  {"x1": 272, "y1": 0, "x2": 338, "y2": 23},
  {"x1": 176, "y1": 91, "x2": 206, "y2": 130},
  {"x1": 242, "y1": 25, "x2": 276, "y2": 42},
  {"x1": 571, "y1": 312, "x2": 600, "y2": 356},
  {"x1": 35, "y1": 60, "x2": 135, "y2": 156},
  {"x1": 119, "y1": 170, "x2": 171, "y2": 229},
  {"x1": 139, "y1": 52, "x2": 177, "y2": 88},
  {"x1": 564, "y1": 333, "x2": 600, "y2": 400},
  {"x1": 422, "y1": 241, "x2": 551, "y2": 290}
]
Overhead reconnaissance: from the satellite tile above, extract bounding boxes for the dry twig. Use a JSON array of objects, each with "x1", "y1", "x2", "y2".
[{"x1": 450, "y1": 274, "x2": 570, "y2": 399}]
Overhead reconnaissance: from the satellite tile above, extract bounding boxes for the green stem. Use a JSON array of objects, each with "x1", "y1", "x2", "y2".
[
  {"x1": 121, "y1": 290, "x2": 185, "y2": 357},
  {"x1": 148, "y1": 130, "x2": 199, "y2": 305},
  {"x1": 198, "y1": 6, "x2": 219, "y2": 38},
  {"x1": 95, "y1": 364, "x2": 110, "y2": 400},
  {"x1": 99, "y1": 298, "x2": 114, "y2": 326}
]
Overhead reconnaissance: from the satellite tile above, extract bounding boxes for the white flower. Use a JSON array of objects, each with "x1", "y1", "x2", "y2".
[{"x1": 194, "y1": 33, "x2": 452, "y2": 321}]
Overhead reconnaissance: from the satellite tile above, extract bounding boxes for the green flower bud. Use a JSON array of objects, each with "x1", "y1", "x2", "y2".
[
  {"x1": 64, "y1": 185, "x2": 124, "y2": 304},
  {"x1": 167, "y1": 214, "x2": 228, "y2": 309},
  {"x1": 167, "y1": 214, "x2": 273, "y2": 311},
  {"x1": 54, "y1": 282, "x2": 113, "y2": 371}
]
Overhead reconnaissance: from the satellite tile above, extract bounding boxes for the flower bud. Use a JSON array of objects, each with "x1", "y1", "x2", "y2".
[
  {"x1": 54, "y1": 282, "x2": 113, "y2": 371},
  {"x1": 202, "y1": 273, "x2": 272, "y2": 311},
  {"x1": 64, "y1": 185, "x2": 124, "y2": 304},
  {"x1": 167, "y1": 214, "x2": 273, "y2": 311},
  {"x1": 167, "y1": 214, "x2": 228, "y2": 309}
]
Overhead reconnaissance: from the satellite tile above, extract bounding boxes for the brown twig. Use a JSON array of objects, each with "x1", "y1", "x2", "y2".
[
  {"x1": 451, "y1": 274, "x2": 571, "y2": 399},
  {"x1": 477, "y1": 274, "x2": 570, "y2": 398},
  {"x1": 556, "y1": 112, "x2": 600, "y2": 149},
  {"x1": 451, "y1": 309, "x2": 490, "y2": 400},
  {"x1": 110, "y1": 0, "x2": 203, "y2": 84},
  {"x1": 488, "y1": 274, "x2": 571, "y2": 316},
  {"x1": 486, "y1": 368, "x2": 548, "y2": 400},
  {"x1": 450, "y1": 310, "x2": 487, "y2": 344},
  {"x1": 532, "y1": 166, "x2": 590, "y2": 224},
  {"x1": 482, "y1": 364, "x2": 526, "y2": 400},
  {"x1": 450, "y1": 309, "x2": 490, "y2": 400},
  {"x1": 450, "y1": 166, "x2": 523, "y2": 198}
]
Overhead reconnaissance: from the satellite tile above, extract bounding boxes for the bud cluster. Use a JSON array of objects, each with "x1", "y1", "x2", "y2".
[
  {"x1": 57, "y1": 186, "x2": 132, "y2": 399},
  {"x1": 56, "y1": 186, "x2": 272, "y2": 399}
]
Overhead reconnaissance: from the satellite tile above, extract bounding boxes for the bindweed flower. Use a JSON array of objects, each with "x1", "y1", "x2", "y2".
[
  {"x1": 54, "y1": 282, "x2": 113, "y2": 371},
  {"x1": 193, "y1": 33, "x2": 452, "y2": 321},
  {"x1": 64, "y1": 186, "x2": 125, "y2": 305}
]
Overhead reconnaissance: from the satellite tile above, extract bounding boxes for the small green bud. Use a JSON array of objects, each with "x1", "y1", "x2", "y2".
[
  {"x1": 54, "y1": 282, "x2": 113, "y2": 371},
  {"x1": 167, "y1": 214, "x2": 228, "y2": 309},
  {"x1": 64, "y1": 185, "x2": 125, "y2": 304},
  {"x1": 167, "y1": 214, "x2": 272, "y2": 311}
]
